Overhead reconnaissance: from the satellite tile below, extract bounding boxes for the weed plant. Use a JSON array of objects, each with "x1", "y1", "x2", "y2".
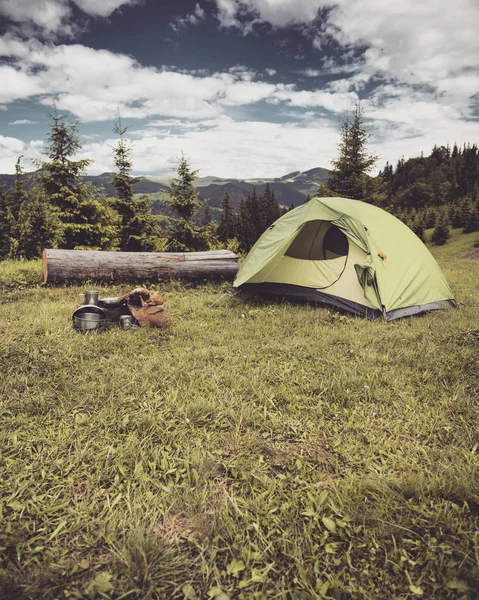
[{"x1": 0, "y1": 230, "x2": 478, "y2": 598}]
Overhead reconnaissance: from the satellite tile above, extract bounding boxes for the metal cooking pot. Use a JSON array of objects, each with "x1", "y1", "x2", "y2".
[
  {"x1": 72, "y1": 304, "x2": 106, "y2": 332},
  {"x1": 98, "y1": 296, "x2": 126, "y2": 308}
]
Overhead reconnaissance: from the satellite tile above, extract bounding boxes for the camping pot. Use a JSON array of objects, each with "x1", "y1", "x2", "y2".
[
  {"x1": 119, "y1": 315, "x2": 137, "y2": 330},
  {"x1": 83, "y1": 290, "x2": 100, "y2": 305},
  {"x1": 73, "y1": 304, "x2": 106, "y2": 332},
  {"x1": 98, "y1": 296, "x2": 125, "y2": 308}
]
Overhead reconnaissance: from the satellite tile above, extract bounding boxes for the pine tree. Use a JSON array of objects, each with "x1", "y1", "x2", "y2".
[
  {"x1": 431, "y1": 212, "x2": 451, "y2": 245},
  {"x1": 411, "y1": 216, "x2": 425, "y2": 242},
  {"x1": 7, "y1": 156, "x2": 31, "y2": 258},
  {"x1": 237, "y1": 195, "x2": 257, "y2": 252},
  {"x1": 201, "y1": 204, "x2": 213, "y2": 226},
  {"x1": 424, "y1": 208, "x2": 437, "y2": 229},
  {"x1": 463, "y1": 199, "x2": 479, "y2": 233},
  {"x1": 327, "y1": 103, "x2": 378, "y2": 200},
  {"x1": 218, "y1": 190, "x2": 236, "y2": 243},
  {"x1": 125, "y1": 195, "x2": 160, "y2": 251},
  {"x1": 19, "y1": 188, "x2": 64, "y2": 259},
  {"x1": 111, "y1": 117, "x2": 156, "y2": 251},
  {"x1": 459, "y1": 144, "x2": 478, "y2": 196},
  {"x1": 0, "y1": 186, "x2": 10, "y2": 259},
  {"x1": 164, "y1": 153, "x2": 208, "y2": 251},
  {"x1": 260, "y1": 183, "x2": 281, "y2": 229},
  {"x1": 237, "y1": 189, "x2": 263, "y2": 251},
  {"x1": 37, "y1": 110, "x2": 117, "y2": 249}
]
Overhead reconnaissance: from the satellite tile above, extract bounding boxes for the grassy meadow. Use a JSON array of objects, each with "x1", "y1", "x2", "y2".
[{"x1": 1, "y1": 229, "x2": 479, "y2": 599}]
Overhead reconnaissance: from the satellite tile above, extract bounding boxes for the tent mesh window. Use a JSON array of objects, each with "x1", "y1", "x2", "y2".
[{"x1": 285, "y1": 221, "x2": 348, "y2": 260}]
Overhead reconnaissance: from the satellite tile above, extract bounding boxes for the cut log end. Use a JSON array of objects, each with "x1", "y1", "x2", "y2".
[{"x1": 42, "y1": 249, "x2": 48, "y2": 284}]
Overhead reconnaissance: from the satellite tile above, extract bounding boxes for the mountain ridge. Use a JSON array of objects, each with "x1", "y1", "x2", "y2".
[{"x1": 0, "y1": 166, "x2": 330, "y2": 209}]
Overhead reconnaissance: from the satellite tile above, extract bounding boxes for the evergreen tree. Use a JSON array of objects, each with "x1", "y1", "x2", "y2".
[
  {"x1": 431, "y1": 212, "x2": 451, "y2": 245},
  {"x1": 201, "y1": 204, "x2": 213, "y2": 226},
  {"x1": 111, "y1": 117, "x2": 156, "y2": 251},
  {"x1": 463, "y1": 199, "x2": 479, "y2": 233},
  {"x1": 411, "y1": 216, "x2": 425, "y2": 242},
  {"x1": 248, "y1": 188, "x2": 261, "y2": 240},
  {"x1": 424, "y1": 207, "x2": 437, "y2": 229},
  {"x1": 237, "y1": 194, "x2": 258, "y2": 252},
  {"x1": 459, "y1": 144, "x2": 477, "y2": 196},
  {"x1": 37, "y1": 110, "x2": 117, "y2": 249},
  {"x1": 260, "y1": 183, "x2": 281, "y2": 228},
  {"x1": 200, "y1": 204, "x2": 219, "y2": 247},
  {"x1": 19, "y1": 188, "x2": 64, "y2": 259},
  {"x1": 450, "y1": 203, "x2": 463, "y2": 228},
  {"x1": 327, "y1": 103, "x2": 378, "y2": 200},
  {"x1": 7, "y1": 156, "x2": 31, "y2": 258},
  {"x1": 164, "y1": 153, "x2": 208, "y2": 251},
  {"x1": 237, "y1": 189, "x2": 263, "y2": 251},
  {"x1": 0, "y1": 186, "x2": 10, "y2": 259},
  {"x1": 218, "y1": 190, "x2": 236, "y2": 243}
]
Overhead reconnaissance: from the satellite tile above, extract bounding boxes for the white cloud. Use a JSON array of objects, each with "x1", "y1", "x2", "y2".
[
  {"x1": 1, "y1": 1, "x2": 478, "y2": 178},
  {"x1": 9, "y1": 119, "x2": 37, "y2": 125},
  {"x1": 0, "y1": 0, "x2": 71, "y2": 35},
  {"x1": 0, "y1": 37, "x2": 355, "y2": 123},
  {"x1": 77, "y1": 116, "x2": 341, "y2": 178},
  {"x1": 0, "y1": 135, "x2": 44, "y2": 172},
  {"x1": 0, "y1": 0, "x2": 136, "y2": 36},
  {"x1": 170, "y1": 3, "x2": 206, "y2": 32},
  {"x1": 211, "y1": 0, "x2": 479, "y2": 119},
  {"x1": 273, "y1": 88, "x2": 359, "y2": 113},
  {"x1": 72, "y1": 0, "x2": 136, "y2": 18},
  {"x1": 213, "y1": 0, "x2": 321, "y2": 29}
]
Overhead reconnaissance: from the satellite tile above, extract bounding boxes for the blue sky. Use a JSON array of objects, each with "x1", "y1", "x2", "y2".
[{"x1": 0, "y1": 0, "x2": 478, "y2": 178}]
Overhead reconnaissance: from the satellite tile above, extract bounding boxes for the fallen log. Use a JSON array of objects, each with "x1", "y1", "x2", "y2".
[{"x1": 42, "y1": 248, "x2": 240, "y2": 283}]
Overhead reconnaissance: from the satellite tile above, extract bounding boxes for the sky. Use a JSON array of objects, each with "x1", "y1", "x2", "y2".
[{"x1": 0, "y1": 0, "x2": 478, "y2": 179}]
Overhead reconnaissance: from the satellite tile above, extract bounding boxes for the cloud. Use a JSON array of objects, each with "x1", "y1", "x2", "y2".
[
  {"x1": 1, "y1": 1, "x2": 478, "y2": 178},
  {"x1": 213, "y1": 0, "x2": 321, "y2": 29},
  {"x1": 273, "y1": 88, "x2": 359, "y2": 113},
  {"x1": 72, "y1": 0, "x2": 137, "y2": 18},
  {"x1": 0, "y1": 0, "x2": 71, "y2": 35},
  {"x1": 170, "y1": 3, "x2": 206, "y2": 32},
  {"x1": 210, "y1": 0, "x2": 479, "y2": 119},
  {"x1": 77, "y1": 115, "x2": 341, "y2": 178},
  {"x1": 9, "y1": 119, "x2": 37, "y2": 125},
  {"x1": 0, "y1": 0, "x2": 136, "y2": 36},
  {"x1": 0, "y1": 135, "x2": 44, "y2": 172},
  {"x1": 0, "y1": 37, "x2": 356, "y2": 123}
]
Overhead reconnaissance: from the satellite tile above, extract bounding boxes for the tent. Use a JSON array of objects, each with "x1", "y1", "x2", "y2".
[{"x1": 233, "y1": 197, "x2": 455, "y2": 320}]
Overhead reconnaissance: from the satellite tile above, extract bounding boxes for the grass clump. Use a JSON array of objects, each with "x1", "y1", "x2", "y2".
[{"x1": 0, "y1": 232, "x2": 478, "y2": 599}]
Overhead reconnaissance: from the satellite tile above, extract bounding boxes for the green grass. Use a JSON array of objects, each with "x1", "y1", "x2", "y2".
[{"x1": 1, "y1": 230, "x2": 479, "y2": 599}]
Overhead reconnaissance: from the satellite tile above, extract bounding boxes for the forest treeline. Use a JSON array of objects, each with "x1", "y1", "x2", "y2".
[
  {"x1": 0, "y1": 106, "x2": 478, "y2": 259},
  {"x1": 380, "y1": 143, "x2": 479, "y2": 244},
  {"x1": 0, "y1": 111, "x2": 285, "y2": 259}
]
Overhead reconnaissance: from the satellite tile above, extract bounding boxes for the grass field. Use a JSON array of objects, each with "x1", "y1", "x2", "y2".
[{"x1": 1, "y1": 230, "x2": 479, "y2": 599}]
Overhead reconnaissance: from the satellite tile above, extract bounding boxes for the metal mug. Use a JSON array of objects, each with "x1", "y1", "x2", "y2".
[
  {"x1": 83, "y1": 290, "x2": 100, "y2": 305},
  {"x1": 119, "y1": 315, "x2": 137, "y2": 330}
]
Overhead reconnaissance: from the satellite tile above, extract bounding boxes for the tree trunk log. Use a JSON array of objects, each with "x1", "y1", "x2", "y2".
[{"x1": 42, "y1": 248, "x2": 240, "y2": 283}]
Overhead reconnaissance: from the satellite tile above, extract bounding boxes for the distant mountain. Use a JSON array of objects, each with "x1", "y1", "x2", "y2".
[{"x1": 0, "y1": 167, "x2": 330, "y2": 211}]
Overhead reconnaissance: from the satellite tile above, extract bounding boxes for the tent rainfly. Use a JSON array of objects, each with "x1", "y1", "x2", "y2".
[{"x1": 233, "y1": 197, "x2": 456, "y2": 320}]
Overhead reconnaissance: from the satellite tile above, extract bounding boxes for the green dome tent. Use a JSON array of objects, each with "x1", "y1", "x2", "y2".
[{"x1": 234, "y1": 197, "x2": 455, "y2": 320}]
